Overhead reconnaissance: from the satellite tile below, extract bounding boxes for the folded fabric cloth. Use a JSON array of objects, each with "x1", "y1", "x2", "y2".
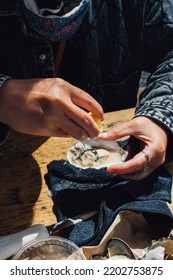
[{"x1": 45, "y1": 160, "x2": 173, "y2": 247}]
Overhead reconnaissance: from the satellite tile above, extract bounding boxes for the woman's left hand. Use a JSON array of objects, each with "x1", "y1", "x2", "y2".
[{"x1": 98, "y1": 116, "x2": 168, "y2": 180}]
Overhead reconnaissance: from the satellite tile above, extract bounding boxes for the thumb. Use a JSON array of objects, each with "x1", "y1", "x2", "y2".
[{"x1": 98, "y1": 120, "x2": 135, "y2": 140}]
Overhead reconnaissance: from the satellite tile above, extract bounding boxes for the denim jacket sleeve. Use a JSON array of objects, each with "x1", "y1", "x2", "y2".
[
  {"x1": 0, "y1": 74, "x2": 11, "y2": 145},
  {"x1": 135, "y1": 1, "x2": 173, "y2": 162}
]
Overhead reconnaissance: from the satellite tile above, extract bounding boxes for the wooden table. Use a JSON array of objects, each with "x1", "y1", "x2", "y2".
[{"x1": 0, "y1": 108, "x2": 172, "y2": 237}]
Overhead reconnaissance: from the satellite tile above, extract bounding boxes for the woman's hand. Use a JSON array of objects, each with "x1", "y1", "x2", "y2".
[
  {"x1": 0, "y1": 78, "x2": 103, "y2": 139},
  {"x1": 99, "y1": 116, "x2": 168, "y2": 180}
]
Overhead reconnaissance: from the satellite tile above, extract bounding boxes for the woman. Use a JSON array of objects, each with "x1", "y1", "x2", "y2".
[{"x1": 0, "y1": 0, "x2": 173, "y2": 180}]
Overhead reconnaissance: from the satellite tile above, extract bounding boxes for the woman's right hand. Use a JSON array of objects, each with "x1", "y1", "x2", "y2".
[{"x1": 0, "y1": 78, "x2": 104, "y2": 139}]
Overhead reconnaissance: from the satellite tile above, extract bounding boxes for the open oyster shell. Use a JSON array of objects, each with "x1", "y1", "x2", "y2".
[
  {"x1": 67, "y1": 138, "x2": 128, "y2": 169},
  {"x1": 139, "y1": 237, "x2": 173, "y2": 260},
  {"x1": 91, "y1": 237, "x2": 136, "y2": 260}
]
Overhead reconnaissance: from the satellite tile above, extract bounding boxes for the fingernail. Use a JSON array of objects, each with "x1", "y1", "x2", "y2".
[
  {"x1": 98, "y1": 131, "x2": 108, "y2": 137},
  {"x1": 106, "y1": 167, "x2": 112, "y2": 172}
]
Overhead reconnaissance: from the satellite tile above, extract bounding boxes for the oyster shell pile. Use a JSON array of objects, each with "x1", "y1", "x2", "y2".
[
  {"x1": 139, "y1": 237, "x2": 173, "y2": 260},
  {"x1": 67, "y1": 139, "x2": 128, "y2": 169},
  {"x1": 91, "y1": 236, "x2": 173, "y2": 260},
  {"x1": 91, "y1": 238, "x2": 136, "y2": 260}
]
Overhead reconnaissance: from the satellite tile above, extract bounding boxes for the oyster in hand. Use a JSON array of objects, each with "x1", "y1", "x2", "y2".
[{"x1": 67, "y1": 138, "x2": 128, "y2": 169}]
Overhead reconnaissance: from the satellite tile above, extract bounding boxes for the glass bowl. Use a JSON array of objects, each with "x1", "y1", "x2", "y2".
[{"x1": 12, "y1": 236, "x2": 86, "y2": 260}]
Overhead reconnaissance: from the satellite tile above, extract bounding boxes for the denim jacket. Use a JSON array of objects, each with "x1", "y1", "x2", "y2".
[{"x1": 0, "y1": 0, "x2": 173, "y2": 155}]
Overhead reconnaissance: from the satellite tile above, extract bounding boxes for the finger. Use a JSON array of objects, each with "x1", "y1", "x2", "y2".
[
  {"x1": 108, "y1": 150, "x2": 154, "y2": 181},
  {"x1": 36, "y1": 126, "x2": 70, "y2": 138},
  {"x1": 70, "y1": 86, "x2": 104, "y2": 120},
  {"x1": 106, "y1": 149, "x2": 152, "y2": 174},
  {"x1": 52, "y1": 117, "x2": 89, "y2": 139},
  {"x1": 98, "y1": 123, "x2": 134, "y2": 141},
  {"x1": 64, "y1": 104, "x2": 102, "y2": 138},
  {"x1": 119, "y1": 168, "x2": 153, "y2": 181}
]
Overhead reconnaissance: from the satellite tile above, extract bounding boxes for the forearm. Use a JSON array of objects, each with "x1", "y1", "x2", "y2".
[
  {"x1": 135, "y1": 49, "x2": 173, "y2": 127},
  {"x1": 135, "y1": 50, "x2": 173, "y2": 162}
]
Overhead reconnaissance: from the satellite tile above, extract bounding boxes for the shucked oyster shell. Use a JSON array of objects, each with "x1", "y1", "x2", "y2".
[
  {"x1": 67, "y1": 138, "x2": 128, "y2": 169},
  {"x1": 139, "y1": 237, "x2": 173, "y2": 260},
  {"x1": 91, "y1": 237, "x2": 136, "y2": 260}
]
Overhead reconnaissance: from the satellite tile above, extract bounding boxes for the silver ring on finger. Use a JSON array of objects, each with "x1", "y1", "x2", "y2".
[
  {"x1": 141, "y1": 150, "x2": 150, "y2": 172},
  {"x1": 141, "y1": 151, "x2": 150, "y2": 162}
]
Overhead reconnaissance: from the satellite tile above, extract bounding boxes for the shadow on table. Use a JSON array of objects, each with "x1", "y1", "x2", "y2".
[{"x1": 0, "y1": 131, "x2": 48, "y2": 235}]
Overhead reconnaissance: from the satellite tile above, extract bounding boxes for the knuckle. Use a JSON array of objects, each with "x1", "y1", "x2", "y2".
[
  {"x1": 54, "y1": 78, "x2": 67, "y2": 91},
  {"x1": 83, "y1": 115, "x2": 92, "y2": 126},
  {"x1": 150, "y1": 144, "x2": 166, "y2": 163},
  {"x1": 54, "y1": 77, "x2": 64, "y2": 85},
  {"x1": 86, "y1": 96, "x2": 94, "y2": 106}
]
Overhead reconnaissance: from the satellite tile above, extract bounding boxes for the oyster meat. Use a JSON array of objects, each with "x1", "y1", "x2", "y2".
[{"x1": 67, "y1": 138, "x2": 128, "y2": 169}]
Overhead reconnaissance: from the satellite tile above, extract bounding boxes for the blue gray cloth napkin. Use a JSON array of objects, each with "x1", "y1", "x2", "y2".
[{"x1": 45, "y1": 160, "x2": 173, "y2": 247}]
